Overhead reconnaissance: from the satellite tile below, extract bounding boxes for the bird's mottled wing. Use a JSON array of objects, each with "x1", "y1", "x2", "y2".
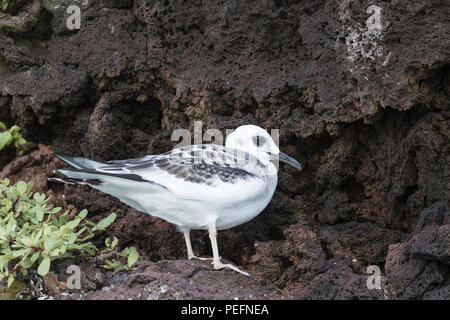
[{"x1": 97, "y1": 145, "x2": 265, "y2": 186}]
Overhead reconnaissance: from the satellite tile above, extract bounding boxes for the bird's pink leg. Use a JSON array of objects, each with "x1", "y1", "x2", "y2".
[
  {"x1": 208, "y1": 224, "x2": 250, "y2": 276},
  {"x1": 183, "y1": 229, "x2": 213, "y2": 261}
]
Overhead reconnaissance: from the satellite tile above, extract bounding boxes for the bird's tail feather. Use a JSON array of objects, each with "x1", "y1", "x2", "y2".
[
  {"x1": 49, "y1": 168, "x2": 154, "y2": 187},
  {"x1": 55, "y1": 153, "x2": 105, "y2": 169},
  {"x1": 49, "y1": 169, "x2": 104, "y2": 186},
  {"x1": 48, "y1": 169, "x2": 155, "y2": 213}
]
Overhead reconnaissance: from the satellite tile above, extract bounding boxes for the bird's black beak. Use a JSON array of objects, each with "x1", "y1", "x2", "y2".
[{"x1": 275, "y1": 152, "x2": 302, "y2": 171}]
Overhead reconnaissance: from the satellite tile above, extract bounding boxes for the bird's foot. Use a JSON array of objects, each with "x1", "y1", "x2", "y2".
[
  {"x1": 213, "y1": 261, "x2": 250, "y2": 276},
  {"x1": 188, "y1": 255, "x2": 214, "y2": 261}
]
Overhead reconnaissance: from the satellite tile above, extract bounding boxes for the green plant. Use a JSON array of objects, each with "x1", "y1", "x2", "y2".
[
  {"x1": 0, "y1": 0, "x2": 8, "y2": 18},
  {"x1": 0, "y1": 122, "x2": 27, "y2": 155},
  {"x1": 101, "y1": 236, "x2": 140, "y2": 273},
  {"x1": 0, "y1": 178, "x2": 139, "y2": 288}
]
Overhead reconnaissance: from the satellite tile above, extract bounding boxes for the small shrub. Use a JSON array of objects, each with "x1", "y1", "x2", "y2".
[
  {"x1": 0, "y1": 122, "x2": 27, "y2": 155},
  {"x1": 0, "y1": 178, "x2": 139, "y2": 288}
]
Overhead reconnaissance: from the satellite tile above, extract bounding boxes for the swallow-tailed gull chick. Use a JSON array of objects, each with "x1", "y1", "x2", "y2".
[{"x1": 48, "y1": 125, "x2": 302, "y2": 275}]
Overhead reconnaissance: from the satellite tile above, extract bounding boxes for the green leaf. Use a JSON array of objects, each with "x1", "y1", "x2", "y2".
[
  {"x1": 37, "y1": 257, "x2": 50, "y2": 276},
  {"x1": 30, "y1": 251, "x2": 40, "y2": 263},
  {"x1": 16, "y1": 181, "x2": 27, "y2": 195},
  {"x1": 36, "y1": 207, "x2": 44, "y2": 221},
  {"x1": 7, "y1": 274, "x2": 14, "y2": 288},
  {"x1": 111, "y1": 237, "x2": 118, "y2": 249},
  {"x1": 59, "y1": 211, "x2": 69, "y2": 225},
  {"x1": 0, "y1": 132, "x2": 12, "y2": 150},
  {"x1": 95, "y1": 213, "x2": 116, "y2": 230},
  {"x1": 33, "y1": 230, "x2": 43, "y2": 244},
  {"x1": 79, "y1": 233, "x2": 94, "y2": 241},
  {"x1": 49, "y1": 207, "x2": 62, "y2": 214},
  {"x1": 27, "y1": 181, "x2": 34, "y2": 190},
  {"x1": 21, "y1": 257, "x2": 34, "y2": 269},
  {"x1": 51, "y1": 215, "x2": 59, "y2": 226},
  {"x1": 121, "y1": 247, "x2": 131, "y2": 256},
  {"x1": 128, "y1": 250, "x2": 139, "y2": 267},
  {"x1": 12, "y1": 249, "x2": 28, "y2": 257},
  {"x1": 113, "y1": 265, "x2": 126, "y2": 274},
  {"x1": 67, "y1": 233, "x2": 77, "y2": 243},
  {"x1": 0, "y1": 255, "x2": 8, "y2": 268},
  {"x1": 64, "y1": 218, "x2": 81, "y2": 230},
  {"x1": 77, "y1": 209, "x2": 88, "y2": 220},
  {"x1": 44, "y1": 238, "x2": 57, "y2": 251}
]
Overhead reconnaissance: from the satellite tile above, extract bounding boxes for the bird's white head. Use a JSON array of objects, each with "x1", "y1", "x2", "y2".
[{"x1": 225, "y1": 125, "x2": 302, "y2": 171}]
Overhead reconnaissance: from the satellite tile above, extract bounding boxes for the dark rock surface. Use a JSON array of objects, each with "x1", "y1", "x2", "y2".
[
  {"x1": 50, "y1": 259, "x2": 281, "y2": 300},
  {"x1": 0, "y1": 0, "x2": 449, "y2": 299},
  {"x1": 385, "y1": 203, "x2": 450, "y2": 299}
]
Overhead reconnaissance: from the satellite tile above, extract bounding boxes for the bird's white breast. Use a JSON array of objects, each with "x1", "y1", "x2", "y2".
[{"x1": 125, "y1": 168, "x2": 278, "y2": 231}]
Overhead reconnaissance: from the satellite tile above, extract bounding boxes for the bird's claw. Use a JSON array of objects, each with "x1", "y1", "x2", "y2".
[
  {"x1": 213, "y1": 261, "x2": 250, "y2": 276},
  {"x1": 188, "y1": 255, "x2": 214, "y2": 261}
]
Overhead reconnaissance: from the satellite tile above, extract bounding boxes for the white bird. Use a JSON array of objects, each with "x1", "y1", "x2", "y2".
[{"x1": 48, "y1": 125, "x2": 302, "y2": 275}]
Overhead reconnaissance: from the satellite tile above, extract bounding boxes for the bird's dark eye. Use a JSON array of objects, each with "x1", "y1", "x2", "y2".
[{"x1": 252, "y1": 135, "x2": 266, "y2": 147}]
